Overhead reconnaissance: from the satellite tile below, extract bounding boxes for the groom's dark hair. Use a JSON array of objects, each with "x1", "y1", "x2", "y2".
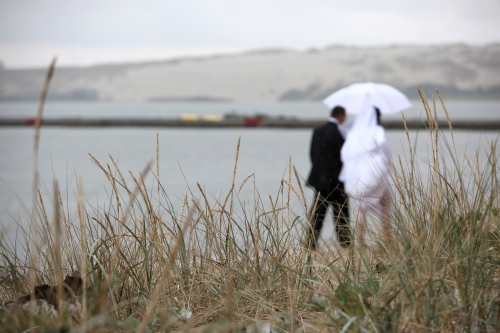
[
  {"x1": 331, "y1": 106, "x2": 346, "y2": 118},
  {"x1": 374, "y1": 107, "x2": 381, "y2": 125}
]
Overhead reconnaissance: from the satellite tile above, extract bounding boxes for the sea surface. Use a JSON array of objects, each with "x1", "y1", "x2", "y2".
[
  {"x1": 1, "y1": 100, "x2": 500, "y2": 120},
  {"x1": 1, "y1": 101, "x2": 499, "y2": 246}
]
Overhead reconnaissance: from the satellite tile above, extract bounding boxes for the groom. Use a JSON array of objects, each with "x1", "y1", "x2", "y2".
[{"x1": 306, "y1": 106, "x2": 351, "y2": 249}]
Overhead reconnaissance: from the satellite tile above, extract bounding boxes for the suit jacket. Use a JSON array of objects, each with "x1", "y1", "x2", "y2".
[{"x1": 307, "y1": 121, "x2": 345, "y2": 192}]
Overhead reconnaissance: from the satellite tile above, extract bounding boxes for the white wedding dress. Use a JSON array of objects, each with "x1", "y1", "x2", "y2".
[{"x1": 339, "y1": 105, "x2": 395, "y2": 241}]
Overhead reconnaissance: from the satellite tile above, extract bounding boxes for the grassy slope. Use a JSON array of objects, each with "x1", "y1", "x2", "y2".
[{"x1": 1, "y1": 91, "x2": 500, "y2": 332}]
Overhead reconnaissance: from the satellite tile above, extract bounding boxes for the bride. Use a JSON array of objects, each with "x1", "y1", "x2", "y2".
[{"x1": 339, "y1": 105, "x2": 394, "y2": 244}]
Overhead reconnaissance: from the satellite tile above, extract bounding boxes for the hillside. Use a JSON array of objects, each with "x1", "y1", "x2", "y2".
[{"x1": 1, "y1": 44, "x2": 500, "y2": 102}]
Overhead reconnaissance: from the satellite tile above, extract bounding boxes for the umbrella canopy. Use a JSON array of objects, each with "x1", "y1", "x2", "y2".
[{"x1": 322, "y1": 82, "x2": 412, "y2": 114}]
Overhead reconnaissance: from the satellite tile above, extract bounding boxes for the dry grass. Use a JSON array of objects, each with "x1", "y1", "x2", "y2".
[{"x1": 0, "y1": 63, "x2": 499, "y2": 332}]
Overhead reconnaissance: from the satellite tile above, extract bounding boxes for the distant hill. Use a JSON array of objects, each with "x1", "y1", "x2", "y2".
[{"x1": 1, "y1": 44, "x2": 500, "y2": 102}]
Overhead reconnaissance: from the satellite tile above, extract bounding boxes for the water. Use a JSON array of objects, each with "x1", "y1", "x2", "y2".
[
  {"x1": 1, "y1": 100, "x2": 500, "y2": 120},
  {"x1": 1, "y1": 101, "x2": 499, "y2": 245}
]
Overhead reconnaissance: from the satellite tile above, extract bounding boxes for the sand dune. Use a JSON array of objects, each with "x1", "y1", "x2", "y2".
[{"x1": 1, "y1": 44, "x2": 499, "y2": 102}]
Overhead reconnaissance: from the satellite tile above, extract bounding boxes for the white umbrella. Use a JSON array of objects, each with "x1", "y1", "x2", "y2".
[{"x1": 322, "y1": 82, "x2": 412, "y2": 114}]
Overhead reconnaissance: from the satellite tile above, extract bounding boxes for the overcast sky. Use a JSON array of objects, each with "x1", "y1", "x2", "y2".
[{"x1": 1, "y1": 0, "x2": 500, "y2": 68}]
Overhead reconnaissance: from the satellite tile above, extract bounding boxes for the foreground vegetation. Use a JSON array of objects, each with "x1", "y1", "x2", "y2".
[{"x1": 1, "y1": 89, "x2": 500, "y2": 332}]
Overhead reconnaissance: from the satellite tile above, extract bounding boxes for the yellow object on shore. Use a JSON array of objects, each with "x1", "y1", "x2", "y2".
[
  {"x1": 202, "y1": 115, "x2": 222, "y2": 122},
  {"x1": 180, "y1": 114, "x2": 200, "y2": 121}
]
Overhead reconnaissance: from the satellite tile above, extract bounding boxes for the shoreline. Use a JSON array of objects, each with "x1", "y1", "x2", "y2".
[{"x1": 0, "y1": 117, "x2": 499, "y2": 130}]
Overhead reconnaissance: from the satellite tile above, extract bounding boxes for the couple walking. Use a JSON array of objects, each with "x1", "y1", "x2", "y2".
[{"x1": 306, "y1": 105, "x2": 394, "y2": 249}]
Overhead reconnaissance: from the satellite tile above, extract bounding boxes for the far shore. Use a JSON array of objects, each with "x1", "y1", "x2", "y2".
[{"x1": 1, "y1": 117, "x2": 498, "y2": 130}]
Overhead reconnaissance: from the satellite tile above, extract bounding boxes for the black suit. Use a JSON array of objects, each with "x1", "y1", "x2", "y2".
[{"x1": 306, "y1": 121, "x2": 351, "y2": 248}]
